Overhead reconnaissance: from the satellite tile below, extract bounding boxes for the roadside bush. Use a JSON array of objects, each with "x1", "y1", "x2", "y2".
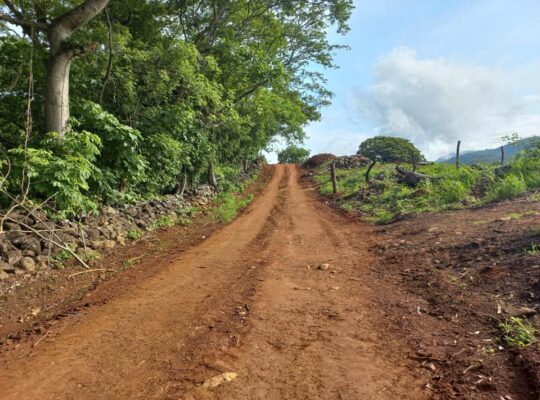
[
  {"x1": 127, "y1": 229, "x2": 143, "y2": 240},
  {"x1": 512, "y1": 147, "x2": 540, "y2": 189},
  {"x1": 313, "y1": 138, "x2": 540, "y2": 224},
  {"x1": 6, "y1": 131, "x2": 101, "y2": 217},
  {"x1": 372, "y1": 209, "x2": 396, "y2": 225},
  {"x1": 139, "y1": 133, "x2": 186, "y2": 195},
  {"x1": 436, "y1": 180, "x2": 469, "y2": 204},
  {"x1": 73, "y1": 101, "x2": 147, "y2": 203},
  {"x1": 485, "y1": 174, "x2": 527, "y2": 202},
  {"x1": 150, "y1": 214, "x2": 176, "y2": 230},
  {"x1": 215, "y1": 165, "x2": 243, "y2": 193}
]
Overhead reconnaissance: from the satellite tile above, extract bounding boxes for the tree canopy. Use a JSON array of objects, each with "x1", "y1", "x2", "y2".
[
  {"x1": 278, "y1": 145, "x2": 310, "y2": 164},
  {"x1": 0, "y1": 0, "x2": 353, "y2": 215},
  {"x1": 357, "y1": 136, "x2": 425, "y2": 164}
]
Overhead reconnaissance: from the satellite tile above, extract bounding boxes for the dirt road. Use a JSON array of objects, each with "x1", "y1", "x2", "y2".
[{"x1": 0, "y1": 164, "x2": 427, "y2": 399}]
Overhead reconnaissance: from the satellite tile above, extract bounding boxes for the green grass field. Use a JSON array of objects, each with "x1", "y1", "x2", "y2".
[{"x1": 313, "y1": 149, "x2": 540, "y2": 224}]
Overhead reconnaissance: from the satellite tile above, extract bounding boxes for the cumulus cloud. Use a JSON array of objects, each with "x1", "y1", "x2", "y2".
[{"x1": 354, "y1": 47, "x2": 540, "y2": 159}]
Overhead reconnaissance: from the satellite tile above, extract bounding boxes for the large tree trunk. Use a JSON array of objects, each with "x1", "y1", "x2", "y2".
[
  {"x1": 43, "y1": 0, "x2": 111, "y2": 134},
  {"x1": 45, "y1": 52, "x2": 74, "y2": 134}
]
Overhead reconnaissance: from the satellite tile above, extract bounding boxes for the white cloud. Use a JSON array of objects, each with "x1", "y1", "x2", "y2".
[{"x1": 353, "y1": 47, "x2": 540, "y2": 159}]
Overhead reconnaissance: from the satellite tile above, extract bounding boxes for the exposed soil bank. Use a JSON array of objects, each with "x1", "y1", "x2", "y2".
[{"x1": 369, "y1": 198, "x2": 540, "y2": 399}]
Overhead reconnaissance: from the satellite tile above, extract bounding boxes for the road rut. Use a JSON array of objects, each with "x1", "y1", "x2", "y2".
[{"x1": 0, "y1": 164, "x2": 427, "y2": 399}]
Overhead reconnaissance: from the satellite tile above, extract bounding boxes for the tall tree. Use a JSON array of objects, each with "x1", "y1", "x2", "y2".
[{"x1": 0, "y1": 0, "x2": 111, "y2": 134}]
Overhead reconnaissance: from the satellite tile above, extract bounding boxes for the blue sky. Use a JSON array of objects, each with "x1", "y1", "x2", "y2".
[{"x1": 278, "y1": 0, "x2": 540, "y2": 161}]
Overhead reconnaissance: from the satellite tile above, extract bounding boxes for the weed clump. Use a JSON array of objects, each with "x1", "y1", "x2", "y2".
[
  {"x1": 214, "y1": 192, "x2": 254, "y2": 223},
  {"x1": 499, "y1": 317, "x2": 536, "y2": 348}
]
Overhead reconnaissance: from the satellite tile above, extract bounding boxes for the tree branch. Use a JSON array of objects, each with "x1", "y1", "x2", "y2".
[
  {"x1": 51, "y1": 0, "x2": 111, "y2": 34},
  {"x1": 0, "y1": 12, "x2": 46, "y2": 29}
]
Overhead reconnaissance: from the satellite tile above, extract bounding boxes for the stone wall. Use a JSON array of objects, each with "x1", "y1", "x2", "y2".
[
  {"x1": 0, "y1": 185, "x2": 216, "y2": 280},
  {"x1": 333, "y1": 155, "x2": 371, "y2": 169}
]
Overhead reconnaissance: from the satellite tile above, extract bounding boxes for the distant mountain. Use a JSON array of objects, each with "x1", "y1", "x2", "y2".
[{"x1": 438, "y1": 137, "x2": 540, "y2": 164}]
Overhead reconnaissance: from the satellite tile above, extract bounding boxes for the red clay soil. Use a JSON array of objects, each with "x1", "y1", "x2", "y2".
[
  {"x1": 368, "y1": 198, "x2": 540, "y2": 400},
  {"x1": 0, "y1": 164, "x2": 430, "y2": 399},
  {"x1": 0, "y1": 166, "x2": 273, "y2": 342}
]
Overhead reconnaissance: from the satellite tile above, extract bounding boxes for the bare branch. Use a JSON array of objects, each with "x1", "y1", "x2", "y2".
[{"x1": 0, "y1": 12, "x2": 44, "y2": 28}]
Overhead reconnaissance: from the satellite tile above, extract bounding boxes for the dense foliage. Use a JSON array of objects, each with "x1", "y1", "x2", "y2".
[
  {"x1": 357, "y1": 136, "x2": 425, "y2": 164},
  {"x1": 0, "y1": 0, "x2": 353, "y2": 216},
  {"x1": 315, "y1": 140, "x2": 540, "y2": 224},
  {"x1": 277, "y1": 145, "x2": 310, "y2": 164}
]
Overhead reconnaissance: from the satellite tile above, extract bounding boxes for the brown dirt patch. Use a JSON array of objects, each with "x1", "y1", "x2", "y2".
[
  {"x1": 370, "y1": 199, "x2": 540, "y2": 399},
  {"x1": 0, "y1": 165, "x2": 428, "y2": 400},
  {"x1": 0, "y1": 166, "x2": 273, "y2": 345}
]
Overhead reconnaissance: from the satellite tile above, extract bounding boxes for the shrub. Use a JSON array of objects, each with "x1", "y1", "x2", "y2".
[
  {"x1": 127, "y1": 229, "x2": 143, "y2": 240},
  {"x1": 140, "y1": 133, "x2": 187, "y2": 195},
  {"x1": 73, "y1": 101, "x2": 147, "y2": 202},
  {"x1": 150, "y1": 214, "x2": 176, "y2": 229},
  {"x1": 436, "y1": 180, "x2": 469, "y2": 204},
  {"x1": 215, "y1": 165, "x2": 243, "y2": 193},
  {"x1": 485, "y1": 174, "x2": 527, "y2": 202},
  {"x1": 372, "y1": 209, "x2": 395, "y2": 224},
  {"x1": 7, "y1": 131, "x2": 101, "y2": 217},
  {"x1": 512, "y1": 147, "x2": 540, "y2": 189}
]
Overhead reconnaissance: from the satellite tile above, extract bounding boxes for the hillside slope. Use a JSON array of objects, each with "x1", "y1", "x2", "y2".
[{"x1": 440, "y1": 136, "x2": 539, "y2": 164}]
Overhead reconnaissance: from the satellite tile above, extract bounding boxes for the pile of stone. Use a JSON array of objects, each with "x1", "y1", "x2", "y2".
[
  {"x1": 0, "y1": 185, "x2": 216, "y2": 280},
  {"x1": 333, "y1": 155, "x2": 371, "y2": 169}
]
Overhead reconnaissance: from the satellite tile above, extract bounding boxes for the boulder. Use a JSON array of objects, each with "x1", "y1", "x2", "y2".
[
  {"x1": 20, "y1": 237, "x2": 41, "y2": 255},
  {"x1": 89, "y1": 240, "x2": 104, "y2": 250},
  {"x1": 22, "y1": 250, "x2": 36, "y2": 257},
  {"x1": 0, "y1": 262, "x2": 15, "y2": 274},
  {"x1": 86, "y1": 228, "x2": 101, "y2": 240},
  {"x1": 33, "y1": 221, "x2": 55, "y2": 231},
  {"x1": 17, "y1": 257, "x2": 36, "y2": 273},
  {"x1": 36, "y1": 256, "x2": 49, "y2": 269},
  {"x1": 103, "y1": 240, "x2": 116, "y2": 249},
  {"x1": 3, "y1": 221, "x2": 21, "y2": 231},
  {"x1": 136, "y1": 221, "x2": 147, "y2": 230},
  {"x1": 5, "y1": 250, "x2": 21, "y2": 265},
  {"x1": 6, "y1": 231, "x2": 26, "y2": 242}
]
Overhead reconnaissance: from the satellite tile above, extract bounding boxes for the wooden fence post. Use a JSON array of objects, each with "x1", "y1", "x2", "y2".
[
  {"x1": 330, "y1": 162, "x2": 338, "y2": 194},
  {"x1": 500, "y1": 145, "x2": 505, "y2": 165},
  {"x1": 455, "y1": 140, "x2": 461, "y2": 170}
]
